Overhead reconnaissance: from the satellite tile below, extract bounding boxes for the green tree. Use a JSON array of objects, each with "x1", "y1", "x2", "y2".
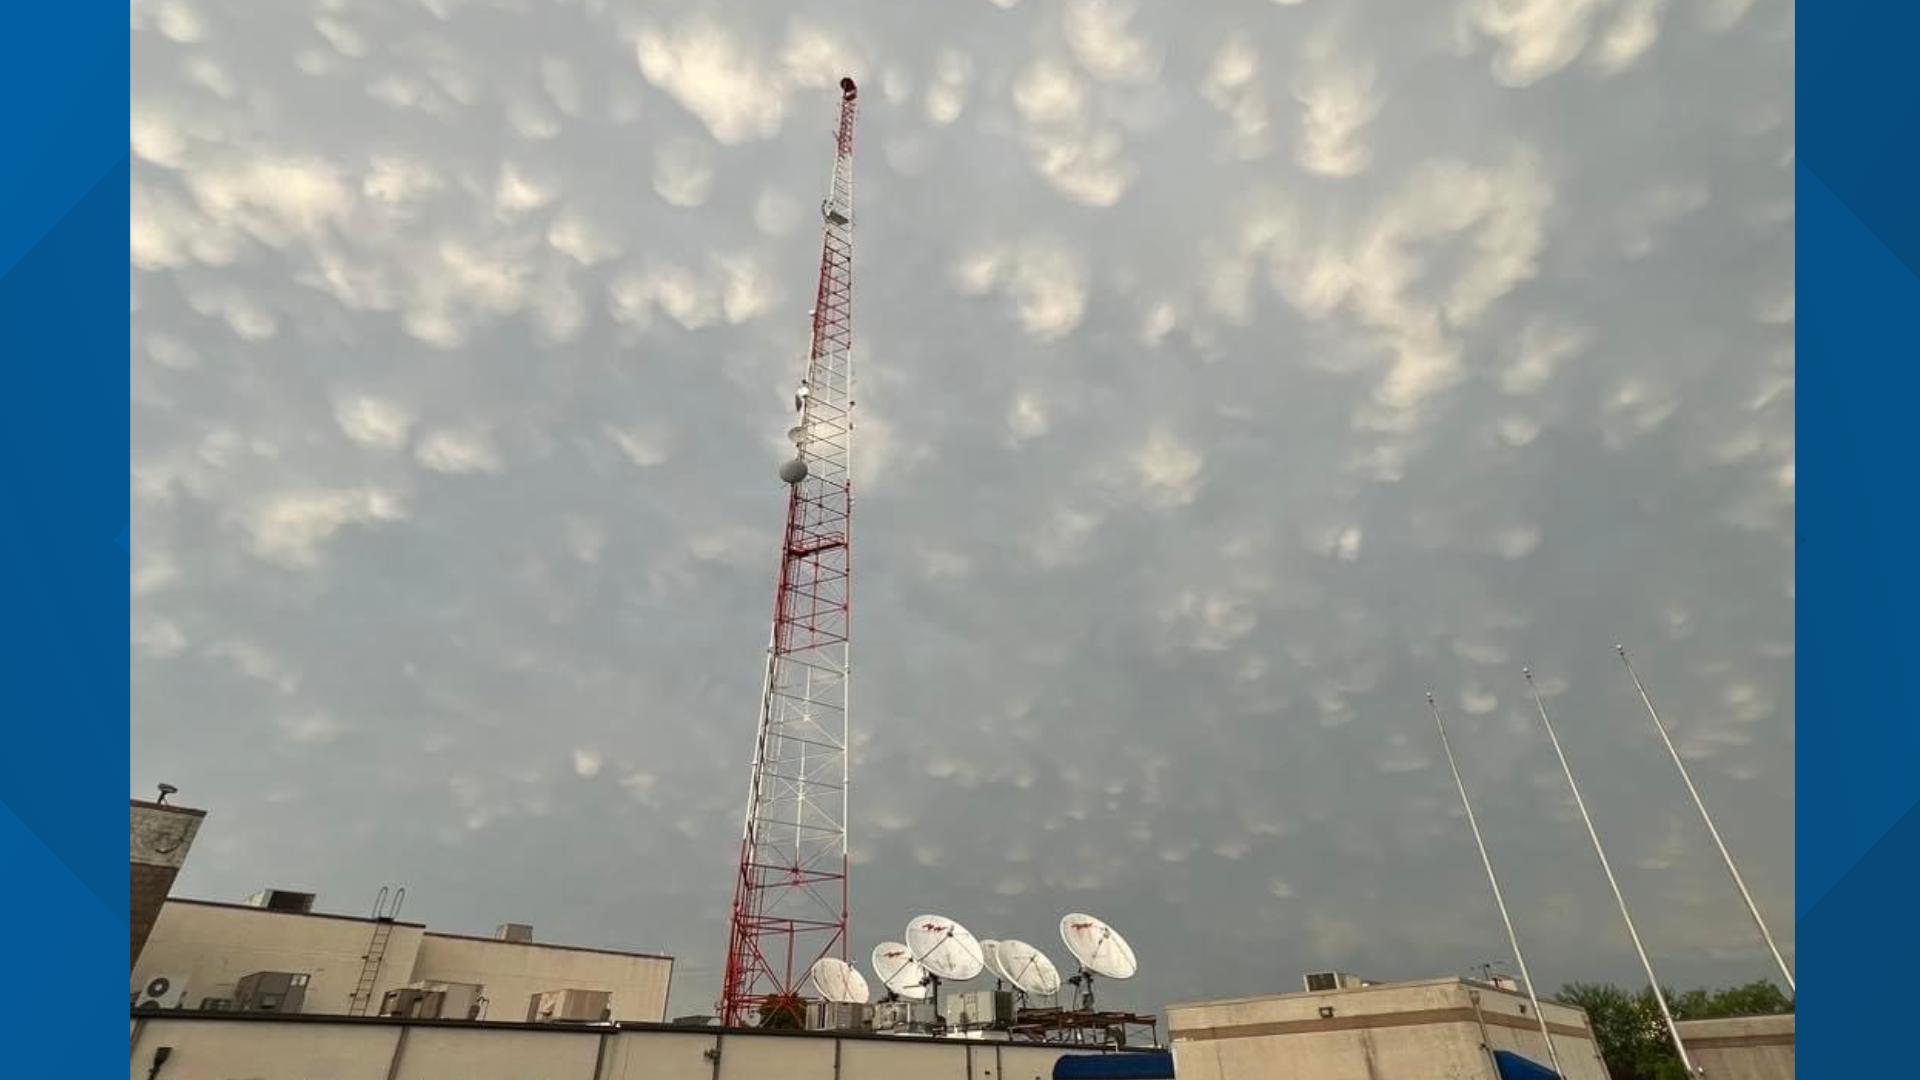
[{"x1": 1554, "y1": 981, "x2": 1792, "y2": 1079}]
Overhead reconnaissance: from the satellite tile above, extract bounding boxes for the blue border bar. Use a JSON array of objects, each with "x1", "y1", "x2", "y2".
[
  {"x1": 0, "y1": 2, "x2": 1898, "y2": 1068},
  {"x1": 1799, "y1": 2, "x2": 1920, "y2": 1074},
  {"x1": 1, "y1": 1, "x2": 127, "y2": 1068}
]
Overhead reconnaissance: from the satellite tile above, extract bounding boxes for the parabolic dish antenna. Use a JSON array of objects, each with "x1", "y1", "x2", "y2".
[
  {"x1": 979, "y1": 940, "x2": 1006, "y2": 983},
  {"x1": 809, "y1": 957, "x2": 870, "y2": 1005},
  {"x1": 906, "y1": 914, "x2": 986, "y2": 981},
  {"x1": 871, "y1": 942, "x2": 931, "y2": 1001},
  {"x1": 1060, "y1": 912, "x2": 1138, "y2": 979},
  {"x1": 996, "y1": 939, "x2": 1062, "y2": 996}
]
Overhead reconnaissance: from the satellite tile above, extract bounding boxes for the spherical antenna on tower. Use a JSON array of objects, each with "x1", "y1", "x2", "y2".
[{"x1": 779, "y1": 458, "x2": 809, "y2": 485}]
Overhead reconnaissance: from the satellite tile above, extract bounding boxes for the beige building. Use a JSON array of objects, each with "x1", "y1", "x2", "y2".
[
  {"x1": 133, "y1": 894, "x2": 672, "y2": 1023},
  {"x1": 127, "y1": 1013, "x2": 1164, "y2": 1080},
  {"x1": 1167, "y1": 977, "x2": 1609, "y2": 1080},
  {"x1": 1676, "y1": 1013, "x2": 1794, "y2": 1080}
]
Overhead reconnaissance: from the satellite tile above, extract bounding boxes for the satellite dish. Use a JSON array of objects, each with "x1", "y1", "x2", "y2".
[
  {"x1": 872, "y1": 942, "x2": 931, "y2": 1001},
  {"x1": 906, "y1": 914, "x2": 985, "y2": 981},
  {"x1": 779, "y1": 457, "x2": 809, "y2": 485},
  {"x1": 787, "y1": 425, "x2": 808, "y2": 446},
  {"x1": 996, "y1": 939, "x2": 1062, "y2": 997},
  {"x1": 979, "y1": 939, "x2": 1007, "y2": 984},
  {"x1": 809, "y1": 957, "x2": 870, "y2": 1005},
  {"x1": 1060, "y1": 913, "x2": 1137, "y2": 979}
]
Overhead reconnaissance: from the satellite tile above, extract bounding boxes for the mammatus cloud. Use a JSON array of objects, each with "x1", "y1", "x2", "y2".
[
  {"x1": 1456, "y1": 0, "x2": 1675, "y2": 86},
  {"x1": 632, "y1": 19, "x2": 865, "y2": 146},
  {"x1": 242, "y1": 488, "x2": 407, "y2": 569},
  {"x1": 953, "y1": 238, "x2": 1090, "y2": 340},
  {"x1": 1292, "y1": 37, "x2": 1383, "y2": 178},
  {"x1": 1011, "y1": 58, "x2": 1135, "y2": 207}
]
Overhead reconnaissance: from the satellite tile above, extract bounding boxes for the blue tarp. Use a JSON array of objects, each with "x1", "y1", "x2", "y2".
[
  {"x1": 1492, "y1": 1049, "x2": 1561, "y2": 1080},
  {"x1": 1051, "y1": 1050, "x2": 1176, "y2": 1079}
]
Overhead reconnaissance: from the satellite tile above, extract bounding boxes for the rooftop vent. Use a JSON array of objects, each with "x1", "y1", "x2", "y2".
[
  {"x1": 495, "y1": 922, "x2": 534, "y2": 943},
  {"x1": 1303, "y1": 971, "x2": 1368, "y2": 993},
  {"x1": 245, "y1": 889, "x2": 316, "y2": 914}
]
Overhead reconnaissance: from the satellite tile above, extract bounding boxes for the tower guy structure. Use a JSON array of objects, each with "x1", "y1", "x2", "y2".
[{"x1": 720, "y1": 76, "x2": 860, "y2": 1028}]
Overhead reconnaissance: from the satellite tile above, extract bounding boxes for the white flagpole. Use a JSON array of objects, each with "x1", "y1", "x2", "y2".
[
  {"x1": 1523, "y1": 669, "x2": 1699, "y2": 1077},
  {"x1": 1425, "y1": 693, "x2": 1566, "y2": 1079},
  {"x1": 1617, "y1": 644, "x2": 1795, "y2": 994}
]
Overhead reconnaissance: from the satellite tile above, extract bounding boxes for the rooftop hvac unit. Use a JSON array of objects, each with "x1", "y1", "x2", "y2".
[
  {"x1": 495, "y1": 922, "x2": 534, "y2": 943},
  {"x1": 134, "y1": 973, "x2": 189, "y2": 1011},
  {"x1": 872, "y1": 1000, "x2": 935, "y2": 1034},
  {"x1": 387, "y1": 982, "x2": 482, "y2": 1020},
  {"x1": 942, "y1": 990, "x2": 1014, "y2": 1028},
  {"x1": 381, "y1": 988, "x2": 447, "y2": 1019},
  {"x1": 527, "y1": 988, "x2": 611, "y2": 1024},
  {"x1": 805, "y1": 1001, "x2": 875, "y2": 1032},
  {"x1": 1303, "y1": 971, "x2": 1368, "y2": 993},
  {"x1": 234, "y1": 971, "x2": 310, "y2": 1014},
  {"x1": 244, "y1": 889, "x2": 317, "y2": 914}
]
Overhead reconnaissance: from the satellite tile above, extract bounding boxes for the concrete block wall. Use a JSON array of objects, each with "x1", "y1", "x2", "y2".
[
  {"x1": 1676, "y1": 1014, "x2": 1794, "y2": 1080},
  {"x1": 126, "y1": 1014, "x2": 1154, "y2": 1080}
]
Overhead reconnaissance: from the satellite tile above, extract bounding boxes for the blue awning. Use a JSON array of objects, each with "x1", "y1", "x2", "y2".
[
  {"x1": 1492, "y1": 1049, "x2": 1561, "y2": 1080},
  {"x1": 1051, "y1": 1050, "x2": 1176, "y2": 1079}
]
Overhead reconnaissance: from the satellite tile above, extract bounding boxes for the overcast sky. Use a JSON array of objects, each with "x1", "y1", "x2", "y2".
[{"x1": 131, "y1": 0, "x2": 1794, "y2": 1017}]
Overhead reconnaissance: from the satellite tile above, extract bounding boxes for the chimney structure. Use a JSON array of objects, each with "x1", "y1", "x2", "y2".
[{"x1": 130, "y1": 791, "x2": 205, "y2": 969}]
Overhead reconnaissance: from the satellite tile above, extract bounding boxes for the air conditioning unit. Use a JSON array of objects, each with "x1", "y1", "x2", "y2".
[
  {"x1": 1303, "y1": 971, "x2": 1367, "y2": 993},
  {"x1": 383, "y1": 982, "x2": 482, "y2": 1020},
  {"x1": 382, "y1": 988, "x2": 446, "y2": 1019},
  {"x1": 806, "y1": 1001, "x2": 875, "y2": 1032},
  {"x1": 245, "y1": 889, "x2": 317, "y2": 914},
  {"x1": 872, "y1": 1000, "x2": 935, "y2": 1033},
  {"x1": 134, "y1": 973, "x2": 189, "y2": 1011},
  {"x1": 234, "y1": 971, "x2": 310, "y2": 1014},
  {"x1": 942, "y1": 990, "x2": 1014, "y2": 1028},
  {"x1": 527, "y1": 988, "x2": 612, "y2": 1024}
]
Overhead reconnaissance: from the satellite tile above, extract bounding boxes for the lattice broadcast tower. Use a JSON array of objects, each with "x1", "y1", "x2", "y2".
[{"x1": 719, "y1": 76, "x2": 860, "y2": 1029}]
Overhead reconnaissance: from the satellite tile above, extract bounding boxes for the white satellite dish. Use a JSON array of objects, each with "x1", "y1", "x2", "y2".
[
  {"x1": 810, "y1": 957, "x2": 870, "y2": 1005},
  {"x1": 872, "y1": 942, "x2": 931, "y2": 1001},
  {"x1": 906, "y1": 914, "x2": 986, "y2": 981},
  {"x1": 996, "y1": 939, "x2": 1062, "y2": 997},
  {"x1": 979, "y1": 939, "x2": 1006, "y2": 984},
  {"x1": 1060, "y1": 912, "x2": 1137, "y2": 979}
]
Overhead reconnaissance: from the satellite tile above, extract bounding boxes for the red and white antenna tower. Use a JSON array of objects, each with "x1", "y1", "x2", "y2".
[{"x1": 719, "y1": 76, "x2": 860, "y2": 1028}]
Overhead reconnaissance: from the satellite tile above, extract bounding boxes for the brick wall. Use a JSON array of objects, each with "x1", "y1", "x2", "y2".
[
  {"x1": 132, "y1": 861, "x2": 180, "y2": 971},
  {"x1": 130, "y1": 799, "x2": 205, "y2": 970}
]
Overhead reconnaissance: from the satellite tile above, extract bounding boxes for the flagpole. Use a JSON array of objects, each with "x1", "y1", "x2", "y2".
[
  {"x1": 1425, "y1": 693, "x2": 1566, "y2": 1079},
  {"x1": 1523, "y1": 669, "x2": 1698, "y2": 1077},
  {"x1": 1617, "y1": 645, "x2": 1795, "y2": 994}
]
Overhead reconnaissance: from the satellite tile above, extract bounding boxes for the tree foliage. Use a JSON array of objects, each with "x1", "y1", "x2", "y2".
[{"x1": 1553, "y1": 980, "x2": 1791, "y2": 1080}]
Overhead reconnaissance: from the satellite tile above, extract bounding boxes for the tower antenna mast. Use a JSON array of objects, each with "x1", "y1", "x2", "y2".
[{"x1": 719, "y1": 76, "x2": 860, "y2": 1028}]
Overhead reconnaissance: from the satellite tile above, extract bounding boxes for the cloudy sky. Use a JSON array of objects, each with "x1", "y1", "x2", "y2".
[{"x1": 130, "y1": 0, "x2": 1794, "y2": 1016}]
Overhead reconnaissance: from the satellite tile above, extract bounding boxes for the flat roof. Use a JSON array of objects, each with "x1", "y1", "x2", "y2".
[
  {"x1": 167, "y1": 897, "x2": 428, "y2": 930},
  {"x1": 423, "y1": 929, "x2": 673, "y2": 964},
  {"x1": 1168, "y1": 976, "x2": 1587, "y2": 1016},
  {"x1": 164, "y1": 897, "x2": 673, "y2": 962},
  {"x1": 131, "y1": 798, "x2": 207, "y2": 817}
]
